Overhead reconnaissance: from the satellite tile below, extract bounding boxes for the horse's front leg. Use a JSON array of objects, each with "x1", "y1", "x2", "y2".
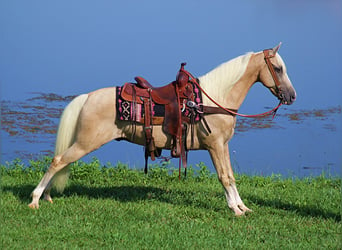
[{"x1": 208, "y1": 143, "x2": 252, "y2": 216}]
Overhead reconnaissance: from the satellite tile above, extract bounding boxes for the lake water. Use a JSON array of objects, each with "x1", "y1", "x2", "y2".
[{"x1": 1, "y1": 92, "x2": 341, "y2": 178}]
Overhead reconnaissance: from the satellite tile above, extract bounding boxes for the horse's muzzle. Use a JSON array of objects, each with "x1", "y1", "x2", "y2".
[{"x1": 279, "y1": 90, "x2": 296, "y2": 105}]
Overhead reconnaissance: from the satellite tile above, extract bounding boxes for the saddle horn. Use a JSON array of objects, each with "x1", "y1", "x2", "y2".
[{"x1": 176, "y1": 62, "x2": 189, "y2": 88}]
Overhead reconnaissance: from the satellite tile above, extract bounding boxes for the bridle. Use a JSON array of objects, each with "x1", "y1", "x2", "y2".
[
  {"x1": 263, "y1": 49, "x2": 283, "y2": 99},
  {"x1": 180, "y1": 49, "x2": 284, "y2": 119}
]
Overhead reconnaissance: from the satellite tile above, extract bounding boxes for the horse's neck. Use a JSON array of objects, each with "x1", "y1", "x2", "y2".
[{"x1": 198, "y1": 52, "x2": 261, "y2": 109}]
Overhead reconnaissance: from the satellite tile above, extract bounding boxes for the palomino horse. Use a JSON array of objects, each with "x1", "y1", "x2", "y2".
[{"x1": 29, "y1": 44, "x2": 296, "y2": 215}]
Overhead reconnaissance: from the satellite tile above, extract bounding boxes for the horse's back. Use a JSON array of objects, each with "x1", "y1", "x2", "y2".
[{"x1": 85, "y1": 87, "x2": 116, "y2": 116}]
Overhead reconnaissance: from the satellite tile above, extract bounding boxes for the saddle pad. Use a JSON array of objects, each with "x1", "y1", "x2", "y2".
[
  {"x1": 116, "y1": 83, "x2": 202, "y2": 123},
  {"x1": 116, "y1": 86, "x2": 165, "y2": 122}
]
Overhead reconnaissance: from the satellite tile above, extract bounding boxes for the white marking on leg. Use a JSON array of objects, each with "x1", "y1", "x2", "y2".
[
  {"x1": 231, "y1": 183, "x2": 252, "y2": 213},
  {"x1": 224, "y1": 188, "x2": 244, "y2": 216}
]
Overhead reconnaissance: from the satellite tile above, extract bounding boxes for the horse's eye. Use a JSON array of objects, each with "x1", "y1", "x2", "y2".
[{"x1": 274, "y1": 66, "x2": 283, "y2": 74}]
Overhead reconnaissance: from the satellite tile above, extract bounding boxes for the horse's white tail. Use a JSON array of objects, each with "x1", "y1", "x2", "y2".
[{"x1": 52, "y1": 94, "x2": 88, "y2": 192}]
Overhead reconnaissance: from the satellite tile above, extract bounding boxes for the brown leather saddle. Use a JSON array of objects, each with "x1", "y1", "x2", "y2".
[{"x1": 119, "y1": 63, "x2": 202, "y2": 176}]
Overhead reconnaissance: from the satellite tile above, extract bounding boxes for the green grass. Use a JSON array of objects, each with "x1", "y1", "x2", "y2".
[{"x1": 1, "y1": 157, "x2": 341, "y2": 249}]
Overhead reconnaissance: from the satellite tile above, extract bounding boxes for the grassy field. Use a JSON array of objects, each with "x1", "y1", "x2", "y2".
[{"x1": 1, "y1": 157, "x2": 341, "y2": 249}]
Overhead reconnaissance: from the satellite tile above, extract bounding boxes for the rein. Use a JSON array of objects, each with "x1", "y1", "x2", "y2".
[{"x1": 180, "y1": 49, "x2": 283, "y2": 119}]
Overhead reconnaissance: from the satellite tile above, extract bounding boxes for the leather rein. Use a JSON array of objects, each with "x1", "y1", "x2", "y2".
[{"x1": 181, "y1": 49, "x2": 283, "y2": 119}]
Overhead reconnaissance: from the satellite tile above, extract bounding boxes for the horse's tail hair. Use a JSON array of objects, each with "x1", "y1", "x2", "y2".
[{"x1": 52, "y1": 94, "x2": 88, "y2": 193}]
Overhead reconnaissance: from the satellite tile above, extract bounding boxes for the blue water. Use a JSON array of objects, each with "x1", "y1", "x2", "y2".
[
  {"x1": 1, "y1": 92, "x2": 341, "y2": 178},
  {"x1": 1, "y1": 0, "x2": 341, "y2": 178}
]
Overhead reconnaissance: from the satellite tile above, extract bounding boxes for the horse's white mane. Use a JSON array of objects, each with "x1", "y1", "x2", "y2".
[{"x1": 198, "y1": 52, "x2": 253, "y2": 103}]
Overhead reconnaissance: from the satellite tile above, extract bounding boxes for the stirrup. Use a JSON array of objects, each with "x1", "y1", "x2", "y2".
[{"x1": 171, "y1": 138, "x2": 181, "y2": 158}]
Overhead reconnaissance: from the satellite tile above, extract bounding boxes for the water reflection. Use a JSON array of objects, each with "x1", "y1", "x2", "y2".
[{"x1": 1, "y1": 93, "x2": 341, "y2": 177}]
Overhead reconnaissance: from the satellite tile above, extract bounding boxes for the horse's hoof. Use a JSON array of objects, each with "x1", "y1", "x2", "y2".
[
  {"x1": 232, "y1": 207, "x2": 245, "y2": 216},
  {"x1": 28, "y1": 202, "x2": 39, "y2": 209},
  {"x1": 44, "y1": 194, "x2": 53, "y2": 204},
  {"x1": 238, "y1": 204, "x2": 253, "y2": 213}
]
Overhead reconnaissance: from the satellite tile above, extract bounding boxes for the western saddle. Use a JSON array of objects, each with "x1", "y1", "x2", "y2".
[{"x1": 120, "y1": 63, "x2": 201, "y2": 176}]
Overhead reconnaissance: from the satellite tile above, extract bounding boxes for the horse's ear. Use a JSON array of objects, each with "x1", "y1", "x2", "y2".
[{"x1": 272, "y1": 42, "x2": 282, "y2": 54}]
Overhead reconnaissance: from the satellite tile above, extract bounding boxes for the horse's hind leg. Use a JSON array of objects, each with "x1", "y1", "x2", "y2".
[
  {"x1": 28, "y1": 143, "x2": 87, "y2": 209},
  {"x1": 208, "y1": 143, "x2": 252, "y2": 216},
  {"x1": 42, "y1": 167, "x2": 69, "y2": 203},
  {"x1": 29, "y1": 87, "x2": 119, "y2": 209}
]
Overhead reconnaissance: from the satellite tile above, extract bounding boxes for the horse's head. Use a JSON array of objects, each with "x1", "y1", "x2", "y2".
[{"x1": 259, "y1": 43, "x2": 296, "y2": 105}]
